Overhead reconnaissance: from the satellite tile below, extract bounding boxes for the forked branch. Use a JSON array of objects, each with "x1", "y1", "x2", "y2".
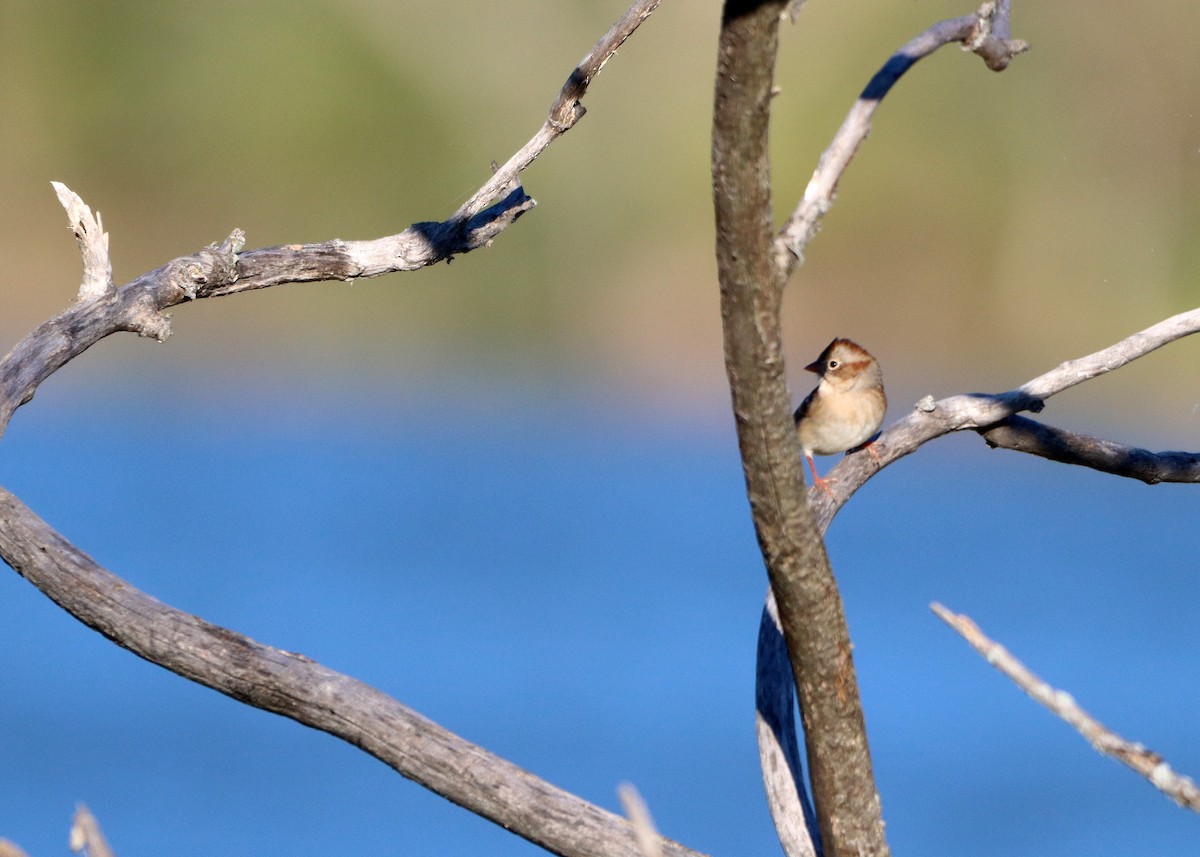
[
  {"x1": 752, "y1": 4, "x2": 1027, "y2": 857},
  {"x1": 0, "y1": 4, "x2": 700, "y2": 856},
  {"x1": 714, "y1": 2, "x2": 891, "y2": 856},
  {"x1": 758, "y1": 302, "x2": 1200, "y2": 857}
]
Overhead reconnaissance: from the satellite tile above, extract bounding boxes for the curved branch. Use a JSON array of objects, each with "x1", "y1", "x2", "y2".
[
  {"x1": 773, "y1": 0, "x2": 1027, "y2": 275},
  {"x1": 0, "y1": 0, "x2": 663, "y2": 439},
  {"x1": 0, "y1": 487, "x2": 703, "y2": 857}
]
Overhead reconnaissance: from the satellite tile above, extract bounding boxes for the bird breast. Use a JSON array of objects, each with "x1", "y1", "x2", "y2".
[{"x1": 796, "y1": 385, "x2": 886, "y2": 456}]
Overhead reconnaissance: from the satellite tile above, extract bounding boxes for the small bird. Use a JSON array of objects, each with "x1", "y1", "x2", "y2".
[{"x1": 793, "y1": 338, "x2": 887, "y2": 495}]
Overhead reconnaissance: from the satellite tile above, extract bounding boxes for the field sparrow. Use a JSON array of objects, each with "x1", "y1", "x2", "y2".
[{"x1": 793, "y1": 338, "x2": 887, "y2": 494}]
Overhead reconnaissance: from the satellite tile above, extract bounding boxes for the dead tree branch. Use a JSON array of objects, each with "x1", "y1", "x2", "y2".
[
  {"x1": 0, "y1": 487, "x2": 704, "y2": 857},
  {"x1": 775, "y1": 0, "x2": 1027, "y2": 276},
  {"x1": 757, "y1": 304, "x2": 1200, "y2": 854},
  {"x1": 713, "y1": 2, "x2": 890, "y2": 856},
  {"x1": 0, "y1": 0, "x2": 664, "y2": 439},
  {"x1": 456, "y1": 0, "x2": 662, "y2": 221},
  {"x1": 932, "y1": 603, "x2": 1200, "y2": 813},
  {"x1": 751, "y1": 5, "x2": 1027, "y2": 856},
  {"x1": 52, "y1": 183, "x2": 112, "y2": 302},
  {"x1": 0, "y1": 4, "x2": 704, "y2": 856},
  {"x1": 978, "y1": 416, "x2": 1200, "y2": 483}
]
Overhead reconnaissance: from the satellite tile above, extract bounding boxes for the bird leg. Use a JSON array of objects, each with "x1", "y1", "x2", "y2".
[{"x1": 805, "y1": 452, "x2": 836, "y2": 497}]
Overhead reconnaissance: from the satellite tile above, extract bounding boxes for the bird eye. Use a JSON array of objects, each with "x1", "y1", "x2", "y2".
[{"x1": 828, "y1": 360, "x2": 839, "y2": 369}]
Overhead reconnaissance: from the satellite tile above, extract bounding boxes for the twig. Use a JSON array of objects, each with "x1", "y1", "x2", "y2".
[
  {"x1": 455, "y1": 0, "x2": 662, "y2": 222},
  {"x1": 617, "y1": 783, "x2": 665, "y2": 857},
  {"x1": 69, "y1": 804, "x2": 116, "y2": 857},
  {"x1": 931, "y1": 603, "x2": 1200, "y2": 813},
  {"x1": 773, "y1": 1, "x2": 1027, "y2": 275}
]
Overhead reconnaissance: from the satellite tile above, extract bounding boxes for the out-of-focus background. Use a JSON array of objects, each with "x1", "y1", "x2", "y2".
[{"x1": 1, "y1": 2, "x2": 1198, "y2": 856}]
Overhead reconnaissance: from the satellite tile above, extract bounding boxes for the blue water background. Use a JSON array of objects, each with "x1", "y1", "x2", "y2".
[{"x1": 1, "y1": 378, "x2": 1197, "y2": 856}]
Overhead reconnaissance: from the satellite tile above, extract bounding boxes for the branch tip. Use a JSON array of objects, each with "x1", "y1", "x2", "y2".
[
  {"x1": 617, "y1": 783, "x2": 664, "y2": 857},
  {"x1": 932, "y1": 603, "x2": 1200, "y2": 813},
  {"x1": 69, "y1": 804, "x2": 115, "y2": 857},
  {"x1": 52, "y1": 181, "x2": 114, "y2": 302}
]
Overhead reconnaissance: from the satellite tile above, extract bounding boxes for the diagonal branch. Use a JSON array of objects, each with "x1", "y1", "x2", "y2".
[
  {"x1": 455, "y1": 0, "x2": 662, "y2": 222},
  {"x1": 773, "y1": 0, "x2": 1027, "y2": 276},
  {"x1": 0, "y1": 486, "x2": 704, "y2": 857},
  {"x1": 932, "y1": 603, "x2": 1200, "y2": 813}
]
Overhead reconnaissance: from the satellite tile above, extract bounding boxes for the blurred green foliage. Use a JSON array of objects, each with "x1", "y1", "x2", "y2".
[{"x1": 1, "y1": 1, "x2": 1198, "y2": 436}]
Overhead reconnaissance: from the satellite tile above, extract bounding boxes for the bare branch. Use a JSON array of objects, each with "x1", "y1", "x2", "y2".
[
  {"x1": 774, "y1": 1, "x2": 1027, "y2": 274},
  {"x1": 755, "y1": 304, "x2": 1200, "y2": 854},
  {"x1": 52, "y1": 182, "x2": 113, "y2": 302},
  {"x1": 931, "y1": 603, "x2": 1200, "y2": 813},
  {"x1": 0, "y1": 230, "x2": 245, "y2": 436},
  {"x1": 755, "y1": 593, "x2": 821, "y2": 857},
  {"x1": 979, "y1": 416, "x2": 1200, "y2": 484},
  {"x1": 713, "y1": 2, "x2": 889, "y2": 856},
  {"x1": 1019, "y1": 306, "x2": 1200, "y2": 400},
  {"x1": 751, "y1": 5, "x2": 1026, "y2": 853},
  {"x1": 0, "y1": 0, "x2": 665, "y2": 441},
  {"x1": 0, "y1": 4, "x2": 698, "y2": 854},
  {"x1": 69, "y1": 804, "x2": 116, "y2": 857},
  {"x1": 0, "y1": 840, "x2": 31, "y2": 857},
  {"x1": 0, "y1": 486, "x2": 704, "y2": 857},
  {"x1": 454, "y1": 0, "x2": 662, "y2": 222}
]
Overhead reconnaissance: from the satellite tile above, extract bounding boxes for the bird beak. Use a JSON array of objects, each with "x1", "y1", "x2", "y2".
[{"x1": 804, "y1": 358, "x2": 821, "y2": 374}]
